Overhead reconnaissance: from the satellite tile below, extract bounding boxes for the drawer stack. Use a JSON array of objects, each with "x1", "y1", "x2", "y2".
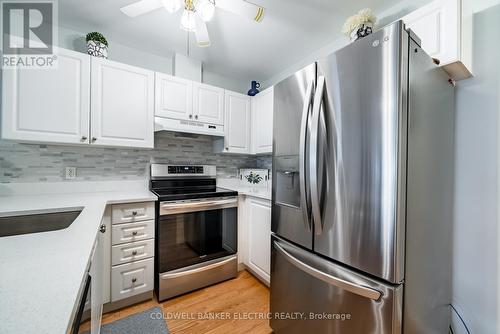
[{"x1": 110, "y1": 202, "x2": 155, "y2": 302}]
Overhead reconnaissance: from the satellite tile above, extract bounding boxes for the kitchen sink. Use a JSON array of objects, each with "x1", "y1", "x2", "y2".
[{"x1": 0, "y1": 208, "x2": 83, "y2": 237}]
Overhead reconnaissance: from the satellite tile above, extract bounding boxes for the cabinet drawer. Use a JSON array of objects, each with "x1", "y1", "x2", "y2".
[
  {"x1": 112, "y1": 202, "x2": 155, "y2": 224},
  {"x1": 111, "y1": 220, "x2": 154, "y2": 245},
  {"x1": 111, "y1": 239, "x2": 155, "y2": 266},
  {"x1": 111, "y1": 258, "x2": 154, "y2": 302}
]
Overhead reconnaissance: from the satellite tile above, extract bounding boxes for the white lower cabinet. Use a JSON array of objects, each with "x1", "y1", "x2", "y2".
[
  {"x1": 111, "y1": 220, "x2": 155, "y2": 245},
  {"x1": 240, "y1": 196, "x2": 271, "y2": 285},
  {"x1": 237, "y1": 195, "x2": 248, "y2": 266},
  {"x1": 111, "y1": 202, "x2": 155, "y2": 224},
  {"x1": 90, "y1": 228, "x2": 104, "y2": 334},
  {"x1": 101, "y1": 207, "x2": 112, "y2": 305},
  {"x1": 111, "y1": 239, "x2": 155, "y2": 266},
  {"x1": 109, "y1": 201, "x2": 156, "y2": 303},
  {"x1": 111, "y1": 258, "x2": 154, "y2": 301}
]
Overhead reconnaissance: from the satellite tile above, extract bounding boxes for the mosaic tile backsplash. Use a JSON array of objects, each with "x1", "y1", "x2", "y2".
[{"x1": 0, "y1": 131, "x2": 272, "y2": 183}]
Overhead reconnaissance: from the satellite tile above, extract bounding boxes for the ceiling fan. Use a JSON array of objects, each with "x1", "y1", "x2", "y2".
[{"x1": 120, "y1": 0, "x2": 265, "y2": 47}]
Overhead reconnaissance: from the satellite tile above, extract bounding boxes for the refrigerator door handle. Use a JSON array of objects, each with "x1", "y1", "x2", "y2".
[
  {"x1": 299, "y1": 81, "x2": 314, "y2": 231},
  {"x1": 309, "y1": 75, "x2": 325, "y2": 235},
  {"x1": 274, "y1": 241, "x2": 382, "y2": 301}
]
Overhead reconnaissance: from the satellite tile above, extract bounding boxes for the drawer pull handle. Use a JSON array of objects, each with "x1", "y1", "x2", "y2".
[
  {"x1": 132, "y1": 250, "x2": 138, "y2": 256},
  {"x1": 132, "y1": 211, "x2": 138, "y2": 216},
  {"x1": 131, "y1": 278, "x2": 137, "y2": 283},
  {"x1": 132, "y1": 231, "x2": 138, "y2": 236}
]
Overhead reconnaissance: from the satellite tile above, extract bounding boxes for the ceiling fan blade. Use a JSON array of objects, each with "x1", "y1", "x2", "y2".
[
  {"x1": 120, "y1": 0, "x2": 162, "y2": 17},
  {"x1": 216, "y1": 0, "x2": 264, "y2": 22},
  {"x1": 194, "y1": 14, "x2": 211, "y2": 47}
]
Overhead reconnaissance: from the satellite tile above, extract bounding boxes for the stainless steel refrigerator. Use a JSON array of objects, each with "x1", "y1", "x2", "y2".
[{"x1": 270, "y1": 21, "x2": 454, "y2": 334}]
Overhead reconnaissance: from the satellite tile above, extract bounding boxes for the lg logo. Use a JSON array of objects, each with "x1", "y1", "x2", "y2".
[{"x1": 2, "y1": 0, "x2": 56, "y2": 55}]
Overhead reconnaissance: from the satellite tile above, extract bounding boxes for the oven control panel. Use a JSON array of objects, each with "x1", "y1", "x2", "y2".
[
  {"x1": 151, "y1": 164, "x2": 216, "y2": 178},
  {"x1": 167, "y1": 166, "x2": 204, "y2": 174}
]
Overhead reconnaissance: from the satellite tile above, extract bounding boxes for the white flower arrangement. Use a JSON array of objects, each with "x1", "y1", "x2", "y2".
[{"x1": 341, "y1": 8, "x2": 377, "y2": 37}]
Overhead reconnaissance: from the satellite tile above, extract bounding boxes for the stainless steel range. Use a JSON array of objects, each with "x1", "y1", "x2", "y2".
[{"x1": 150, "y1": 164, "x2": 238, "y2": 301}]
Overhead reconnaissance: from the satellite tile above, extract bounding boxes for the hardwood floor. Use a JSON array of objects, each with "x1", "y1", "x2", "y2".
[{"x1": 100, "y1": 270, "x2": 273, "y2": 334}]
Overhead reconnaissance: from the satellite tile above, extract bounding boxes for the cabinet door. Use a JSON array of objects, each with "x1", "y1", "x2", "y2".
[
  {"x1": 224, "y1": 90, "x2": 251, "y2": 154},
  {"x1": 155, "y1": 73, "x2": 193, "y2": 121},
  {"x1": 193, "y1": 82, "x2": 224, "y2": 125},
  {"x1": 101, "y1": 206, "x2": 112, "y2": 305},
  {"x1": 251, "y1": 87, "x2": 274, "y2": 154},
  {"x1": 247, "y1": 197, "x2": 271, "y2": 284},
  {"x1": 402, "y1": 0, "x2": 459, "y2": 65},
  {"x1": 237, "y1": 195, "x2": 248, "y2": 266},
  {"x1": 1, "y1": 48, "x2": 90, "y2": 144},
  {"x1": 90, "y1": 226, "x2": 105, "y2": 334},
  {"x1": 91, "y1": 58, "x2": 154, "y2": 148},
  {"x1": 111, "y1": 258, "x2": 154, "y2": 302}
]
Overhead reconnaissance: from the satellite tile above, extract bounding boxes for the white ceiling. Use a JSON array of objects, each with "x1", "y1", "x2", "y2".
[{"x1": 59, "y1": 0, "x2": 416, "y2": 83}]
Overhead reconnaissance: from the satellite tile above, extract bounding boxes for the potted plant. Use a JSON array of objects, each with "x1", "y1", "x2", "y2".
[
  {"x1": 86, "y1": 32, "x2": 108, "y2": 59},
  {"x1": 342, "y1": 8, "x2": 376, "y2": 42},
  {"x1": 245, "y1": 172, "x2": 263, "y2": 185}
]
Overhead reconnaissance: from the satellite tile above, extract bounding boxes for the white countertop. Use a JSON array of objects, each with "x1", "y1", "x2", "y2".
[
  {"x1": 217, "y1": 178, "x2": 271, "y2": 201},
  {"x1": 0, "y1": 180, "x2": 157, "y2": 334}
]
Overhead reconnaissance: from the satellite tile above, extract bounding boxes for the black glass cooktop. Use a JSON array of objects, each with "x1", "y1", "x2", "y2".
[{"x1": 150, "y1": 178, "x2": 237, "y2": 201}]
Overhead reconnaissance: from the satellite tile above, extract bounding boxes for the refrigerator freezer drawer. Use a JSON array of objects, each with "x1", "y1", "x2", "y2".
[{"x1": 270, "y1": 235, "x2": 402, "y2": 334}]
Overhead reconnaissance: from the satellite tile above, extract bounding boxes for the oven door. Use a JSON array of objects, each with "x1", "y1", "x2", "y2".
[{"x1": 158, "y1": 197, "x2": 237, "y2": 273}]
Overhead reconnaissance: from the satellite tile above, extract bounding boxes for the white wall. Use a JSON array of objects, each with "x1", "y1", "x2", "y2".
[
  {"x1": 452, "y1": 2, "x2": 500, "y2": 333},
  {"x1": 261, "y1": 0, "x2": 430, "y2": 88},
  {"x1": 56, "y1": 24, "x2": 247, "y2": 92}
]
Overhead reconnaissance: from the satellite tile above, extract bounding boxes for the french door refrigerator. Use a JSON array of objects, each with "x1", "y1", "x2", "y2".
[{"x1": 270, "y1": 21, "x2": 454, "y2": 334}]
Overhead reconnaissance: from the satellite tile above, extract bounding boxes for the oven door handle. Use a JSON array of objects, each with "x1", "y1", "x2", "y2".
[
  {"x1": 160, "y1": 197, "x2": 238, "y2": 215},
  {"x1": 160, "y1": 256, "x2": 237, "y2": 279}
]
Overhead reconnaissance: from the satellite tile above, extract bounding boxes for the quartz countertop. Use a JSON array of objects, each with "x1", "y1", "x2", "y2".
[
  {"x1": 217, "y1": 178, "x2": 271, "y2": 201},
  {"x1": 0, "y1": 180, "x2": 157, "y2": 334}
]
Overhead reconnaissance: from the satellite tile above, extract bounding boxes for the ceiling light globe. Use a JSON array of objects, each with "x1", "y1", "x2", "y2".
[
  {"x1": 180, "y1": 10, "x2": 196, "y2": 31},
  {"x1": 162, "y1": 0, "x2": 182, "y2": 13},
  {"x1": 198, "y1": 0, "x2": 215, "y2": 22}
]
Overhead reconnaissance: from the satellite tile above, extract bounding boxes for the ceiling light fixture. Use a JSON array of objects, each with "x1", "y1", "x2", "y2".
[
  {"x1": 180, "y1": 9, "x2": 196, "y2": 31},
  {"x1": 161, "y1": 0, "x2": 182, "y2": 14},
  {"x1": 180, "y1": 0, "x2": 196, "y2": 31},
  {"x1": 198, "y1": 0, "x2": 215, "y2": 22},
  {"x1": 121, "y1": 0, "x2": 265, "y2": 47}
]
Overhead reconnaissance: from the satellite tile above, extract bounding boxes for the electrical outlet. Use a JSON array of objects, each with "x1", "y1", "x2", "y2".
[{"x1": 65, "y1": 167, "x2": 77, "y2": 180}]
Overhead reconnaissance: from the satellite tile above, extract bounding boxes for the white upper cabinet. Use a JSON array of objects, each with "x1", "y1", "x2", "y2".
[
  {"x1": 222, "y1": 90, "x2": 251, "y2": 154},
  {"x1": 91, "y1": 58, "x2": 155, "y2": 148},
  {"x1": 402, "y1": 0, "x2": 472, "y2": 80},
  {"x1": 192, "y1": 82, "x2": 224, "y2": 125},
  {"x1": 155, "y1": 73, "x2": 193, "y2": 121},
  {"x1": 251, "y1": 87, "x2": 274, "y2": 154},
  {"x1": 1, "y1": 48, "x2": 91, "y2": 144}
]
